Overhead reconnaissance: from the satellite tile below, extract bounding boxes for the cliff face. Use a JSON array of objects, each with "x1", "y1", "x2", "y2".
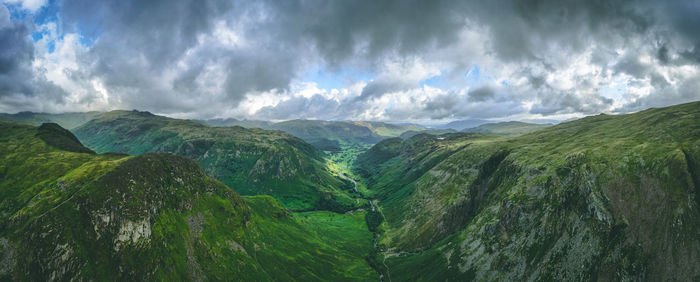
[
  {"x1": 355, "y1": 101, "x2": 700, "y2": 281},
  {"x1": 6, "y1": 153, "x2": 248, "y2": 280}
]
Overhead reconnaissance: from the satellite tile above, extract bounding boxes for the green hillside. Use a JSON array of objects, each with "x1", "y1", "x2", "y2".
[
  {"x1": 354, "y1": 101, "x2": 700, "y2": 281},
  {"x1": 399, "y1": 129, "x2": 457, "y2": 139},
  {"x1": 462, "y1": 121, "x2": 551, "y2": 135},
  {"x1": 72, "y1": 110, "x2": 359, "y2": 212},
  {"x1": 0, "y1": 111, "x2": 104, "y2": 129},
  {"x1": 266, "y1": 120, "x2": 423, "y2": 150},
  {"x1": 267, "y1": 120, "x2": 385, "y2": 150},
  {"x1": 196, "y1": 118, "x2": 271, "y2": 129},
  {"x1": 350, "y1": 121, "x2": 425, "y2": 137},
  {"x1": 0, "y1": 121, "x2": 376, "y2": 281},
  {"x1": 3, "y1": 101, "x2": 699, "y2": 281}
]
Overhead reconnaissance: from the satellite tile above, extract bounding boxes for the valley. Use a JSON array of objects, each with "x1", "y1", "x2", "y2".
[
  {"x1": 353, "y1": 102, "x2": 700, "y2": 281},
  {"x1": 3, "y1": 1, "x2": 699, "y2": 280},
  {"x1": 1, "y1": 101, "x2": 699, "y2": 281},
  {"x1": 0, "y1": 121, "x2": 383, "y2": 280}
]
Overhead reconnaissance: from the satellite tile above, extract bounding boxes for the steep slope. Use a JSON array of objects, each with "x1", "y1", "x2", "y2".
[
  {"x1": 73, "y1": 110, "x2": 358, "y2": 212},
  {"x1": 0, "y1": 121, "x2": 376, "y2": 281},
  {"x1": 462, "y1": 121, "x2": 551, "y2": 135},
  {"x1": 355, "y1": 101, "x2": 700, "y2": 281},
  {"x1": 0, "y1": 111, "x2": 104, "y2": 129},
  {"x1": 35, "y1": 123, "x2": 96, "y2": 154}
]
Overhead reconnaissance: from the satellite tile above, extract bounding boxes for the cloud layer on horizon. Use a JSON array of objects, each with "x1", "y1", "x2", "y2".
[{"x1": 1, "y1": 0, "x2": 699, "y2": 122}]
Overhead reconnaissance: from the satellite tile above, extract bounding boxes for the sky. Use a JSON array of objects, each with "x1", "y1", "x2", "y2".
[{"x1": 0, "y1": 0, "x2": 699, "y2": 124}]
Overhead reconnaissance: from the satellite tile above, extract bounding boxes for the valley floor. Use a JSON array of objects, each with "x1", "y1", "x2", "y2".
[{"x1": 325, "y1": 144, "x2": 391, "y2": 280}]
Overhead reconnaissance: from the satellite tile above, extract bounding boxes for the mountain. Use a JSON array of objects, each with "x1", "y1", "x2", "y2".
[
  {"x1": 462, "y1": 121, "x2": 551, "y2": 135},
  {"x1": 196, "y1": 118, "x2": 271, "y2": 129},
  {"x1": 267, "y1": 120, "x2": 384, "y2": 150},
  {"x1": 72, "y1": 110, "x2": 360, "y2": 212},
  {"x1": 399, "y1": 129, "x2": 457, "y2": 139},
  {"x1": 435, "y1": 118, "x2": 489, "y2": 131},
  {"x1": 266, "y1": 120, "x2": 423, "y2": 151},
  {"x1": 354, "y1": 101, "x2": 700, "y2": 280},
  {"x1": 349, "y1": 121, "x2": 425, "y2": 137},
  {"x1": 0, "y1": 111, "x2": 104, "y2": 129},
  {"x1": 0, "y1": 121, "x2": 376, "y2": 280}
]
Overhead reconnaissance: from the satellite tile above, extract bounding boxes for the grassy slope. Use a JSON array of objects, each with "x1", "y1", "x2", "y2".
[
  {"x1": 296, "y1": 210, "x2": 375, "y2": 276},
  {"x1": 398, "y1": 129, "x2": 458, "y2": 139},
  {"x1": 267, "y1": 120, "x2": 423, "y2": 151},
  {"x1": 196, "y1": 118, "x2": 271, "y2": 129},
  {"x1": 355, "y1": 101, "x2": 700, "y2": 281},
  {"x1": 350, "y1": 121, "x2": 424, "y2": 137},
  {"x1": 72, "y1": 110, "x2": 358, "y2": 212},
  {"x1": 267, "y1": 119, "x2": 384, "y2": 149},
  {"x1": 0, "y1": 111, "x2": 104, "y2": 129},
  {"x1": 0, "y1": 121, "x2": 376, "y2": 281},
  {"x1": 462, "y1": 121, "x2": 550, "y2": 135}
]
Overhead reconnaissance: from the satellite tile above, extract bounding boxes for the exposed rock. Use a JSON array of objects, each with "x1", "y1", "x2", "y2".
[
  {"x1": 0, "y1": 238, "x2": 16, "y2": 276},
  {"x1": 114, "y1": 218, "x2": 152, "y2": 251}
]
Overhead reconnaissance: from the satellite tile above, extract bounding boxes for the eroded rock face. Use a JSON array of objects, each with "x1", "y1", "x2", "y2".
[
  {"x1": 0, "y1": 238, "x2": 16, "y2": 276},
  {"x1": 114, "y1": 219, "x2": 152, "y2": 251},
  {"x1": 2, "y1": 153, "x2": 248, "y2": 280}
]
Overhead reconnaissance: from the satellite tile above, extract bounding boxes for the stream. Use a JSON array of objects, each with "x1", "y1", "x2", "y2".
[{"x1": 337, "y1": 170, "x2": 386, "y2": 281}]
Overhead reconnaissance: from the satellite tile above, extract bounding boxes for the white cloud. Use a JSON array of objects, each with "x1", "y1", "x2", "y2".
[
  {"x1": 3, "y1": 0, "x2": 700, "y2": 122},
  {"x1": 2, "y1": 0, "x2": 46, "y2": 12}
]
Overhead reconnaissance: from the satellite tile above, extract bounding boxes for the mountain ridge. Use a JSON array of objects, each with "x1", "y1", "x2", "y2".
[
  {"x1": 461, "y1": 121, "x2": 551, "y2": 135},
  {"x1": 72, "y1": 110, "x2": 359, "y2": 212},
  {"x1": 355, "y1": 101, "x2": 700, "y2": 280},
  {"x1": 0, "y1": 121, "x2": 377, "y2": 281}
]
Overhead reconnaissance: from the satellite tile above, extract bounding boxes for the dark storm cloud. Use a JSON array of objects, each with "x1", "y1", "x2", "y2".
[
  {"x1": 59, "y1": 0, "x2": 251, "y2": 113},
  {"x1": 358, "y1": 79, "x2": 412, "y2": 101},
  {"x1": 290, "y1": 0, "x2": 467, "y2": 66},
  {"x1": 2, "y1": 0, "x2": 700, "y2": 119},
  {"x1": 0, "y1": 5, "x2": 35, "y2": 95},
  {"x1": 468, "y1": 86, "x2": 496, "y2": 102},
  {"x1": 254, "y1": 94, "x2": 342, "y2": 121},
  {"x1": 61, "y1": 0, "x2": 234, "y2": 70},
  {"x1": 654, "y1": 1, "x2": 700, "y2": 64},
  {"x1": 530, "y1": 91, "x2": 614, "y2": 115},
  {"x1": 58, "y1": 0, "x2": 472, "y2": 111},
  {"x1": 424, "y1": 92, "x2": 460, "y2": 114},
  {"x1": 408, "y1": 93, "x2": 524, "y2": 120},
  {"x1": 474, "y1": 0, "x2": 653, "y2": 62},
  {"x1": 0, "y1": 4, "x2": 68, "y2": 113},
  {"x1": 49, "y1": 0, "x2": 478, "y2": 115}
]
